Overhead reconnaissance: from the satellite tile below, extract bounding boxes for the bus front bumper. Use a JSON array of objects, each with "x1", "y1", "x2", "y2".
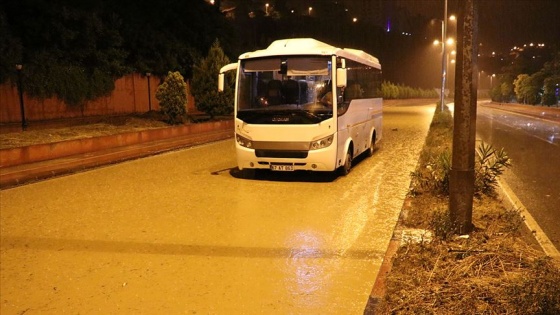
[{"x1": 236, "y1": 145, "x2": 338, "y2": 172}]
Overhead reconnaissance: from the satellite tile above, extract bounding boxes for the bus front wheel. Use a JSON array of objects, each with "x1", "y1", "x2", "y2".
[{"x1": 339, "y1": 151, "x2": 352, "y2": 176}]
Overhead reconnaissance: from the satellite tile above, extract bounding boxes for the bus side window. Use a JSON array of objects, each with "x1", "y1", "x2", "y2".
[
  {"x1": 338, "y1": 86, "x2": 351, "y2": 116},
  {"x1": 345, "y1": 83, "x2": 363, "y2": 101}
]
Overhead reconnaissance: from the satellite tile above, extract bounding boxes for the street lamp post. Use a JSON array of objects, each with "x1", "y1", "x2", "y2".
[
  {"x1": 15, "y1": 64, "x2": 27, "y2": 131},
  {"x1": 439, "y1": 0, "x2": 448, "y2": 111},
  {"x1": 146, "y1": 72, "x2": 152, "y2": 112}
]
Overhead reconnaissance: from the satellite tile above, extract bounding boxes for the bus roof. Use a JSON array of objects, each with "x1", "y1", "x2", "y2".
[{"x1": 238, "y1": 38, "x2": 381, "y2": 69}]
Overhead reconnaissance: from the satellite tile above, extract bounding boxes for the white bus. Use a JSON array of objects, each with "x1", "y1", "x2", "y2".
[{"x1": 219, "y1": 38, "x2": 382, "y2": 175}]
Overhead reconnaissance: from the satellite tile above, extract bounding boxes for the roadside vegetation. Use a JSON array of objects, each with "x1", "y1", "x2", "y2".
[
  {"x1": 380, "y1": 81, "x2": 439, "y2": 99},
  {"x1": 155, "y1": 71, "x2": 188, "y2": 125},
  {"x1": 191, "y1": 40, "x2": 236, "y2": 119},
  {"x1": 377, "y1": 104, "x2": 560, "y2": 314},
  {"x1": 491, "y1": 51, "x2": 560, "y2": 106}
]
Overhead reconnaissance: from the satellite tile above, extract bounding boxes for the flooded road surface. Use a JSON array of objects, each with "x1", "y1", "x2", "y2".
[
  {"x1": 477, "y1": 104, "x2": 560, "y2": 249},
  {"x1": 1, "y1": 103, "x2": 434, "y2": 314}
]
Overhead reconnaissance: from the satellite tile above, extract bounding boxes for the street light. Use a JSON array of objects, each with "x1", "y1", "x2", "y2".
[
  {"x1": 15, "y1": 64, "x2": 27, "y2": 131},
  {"x1": 440, "y1": 0, "x2": 448, "y2": 110},
  {"x1": 433, "y1": 1, "x2": 455, "y2": 110},
  {"x1": 146, "y1": 72, "x2": 152, "y2": 112},
  {"x1": 265, "y1": 3, "x2": 269, "y2": 15},
  {"x1": 308, "y1": 7, "x2": 312, "y2": 16}
]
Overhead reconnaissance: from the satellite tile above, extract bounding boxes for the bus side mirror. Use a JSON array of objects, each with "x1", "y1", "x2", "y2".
[
  {"x1": 218, "y1": 73, "x2": 225, "y2": 92},
  {"x1": 336, "y1": 68, "x2": 347, "y2": 88},
  {"x1": 218, "y1": 62, "x2": 238, "y2": 92}
]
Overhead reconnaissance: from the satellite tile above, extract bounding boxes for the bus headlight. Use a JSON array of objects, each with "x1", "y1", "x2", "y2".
[
  {"x1": 236, "y1": 134, "x2": 253, "y2": 148},
  {"x1": 310, "y1": 135, "x2": 334, "y2": 150}
]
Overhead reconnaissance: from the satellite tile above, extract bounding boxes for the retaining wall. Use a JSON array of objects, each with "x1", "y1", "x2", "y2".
[{"x1": 0, "y1": 120, "x2": 233, "y2": 168}]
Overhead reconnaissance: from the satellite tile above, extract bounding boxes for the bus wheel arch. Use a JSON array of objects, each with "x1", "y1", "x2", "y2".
[
  {"x1": 367, "y1": 130, "x2": 377, "y2": 157},
  {"x1": 339, "y1": 141, "x2": 353, "y2": 176}
]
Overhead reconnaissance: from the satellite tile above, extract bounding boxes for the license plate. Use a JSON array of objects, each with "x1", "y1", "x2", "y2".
[{"x1": 270, "y1": 164, "x2": 294, "y2": 171}]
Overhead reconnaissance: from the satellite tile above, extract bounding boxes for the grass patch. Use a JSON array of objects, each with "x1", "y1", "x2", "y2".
[{"x1": 377, "y1": 104, "x2": 560, "y2": 314}]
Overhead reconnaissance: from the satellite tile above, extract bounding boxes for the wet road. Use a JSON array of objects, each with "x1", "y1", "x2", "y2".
[
  {"x1": 0, "y1": 103, "x2": 434, "y2": 314},
  {"x1": 476, "y1": 104, "x2": 560, "y2": 248}
]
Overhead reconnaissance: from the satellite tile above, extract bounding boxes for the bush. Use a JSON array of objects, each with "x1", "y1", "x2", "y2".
[
  {"x1": 191, "y1": 39, "x2": 234, "y2": 119},
  {"x1": 380, "y1": 81, "x2": 438, "y2": 99},
  {"x1": 411, "y1": 143, "x2": 511, "y2": 197},
  {"x1": 542, "y1": 93, "x2": 558, "y2": 106},
  {"x1": 155, "y1": 71, "x2": 188, "y2": 125},
  {"x1": 474, "y1": 142, "x2": 512, "y2": 195},
  {"x1": 410, "y1": 105, "x2": 511, "y2": 197}
]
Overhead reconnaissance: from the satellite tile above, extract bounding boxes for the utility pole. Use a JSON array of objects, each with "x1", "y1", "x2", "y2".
[{"x1": 449, "y1": 0, "x2": 479, "y2": 234}]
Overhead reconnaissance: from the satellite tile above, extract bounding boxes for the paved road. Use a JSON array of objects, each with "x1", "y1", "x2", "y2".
[
  {"x1": 0, "y1": 103, "x2": 435, "y2": 314},
  {"x1": 476, "y1": 103, "x2": 560, "y2": 249}
]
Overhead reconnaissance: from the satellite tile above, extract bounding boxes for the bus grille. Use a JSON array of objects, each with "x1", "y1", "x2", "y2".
[{"x1": 255, "y1": 150, "x2": 308, "y2": 158}]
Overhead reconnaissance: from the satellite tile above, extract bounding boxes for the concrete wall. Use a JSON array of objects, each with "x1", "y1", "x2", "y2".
[
  {"x1": 0, "y1": 73, "x2": 197, "y2": 123},
  {"x1": 0, "y1": 120, "x2": 233, "y2": 168}
]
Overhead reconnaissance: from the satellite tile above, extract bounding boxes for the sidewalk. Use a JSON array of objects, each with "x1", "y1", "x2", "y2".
[
  {"x1": 480, "y1": 101, "x2": 560, "y2": 123},
  {"x1": 0, "y1": 122, "x2": 233, "y2": 189}
]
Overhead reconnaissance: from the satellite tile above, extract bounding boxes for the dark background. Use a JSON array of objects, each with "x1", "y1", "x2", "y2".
[{"x1": 2, "y1": 0, "x2": 558, "y2": 96}]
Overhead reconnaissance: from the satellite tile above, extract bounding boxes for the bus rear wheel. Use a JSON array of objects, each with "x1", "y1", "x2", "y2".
[
  {"x1": 367, "y1": 134, "x2": 376, "y2": 157},
  {"x1": 339, "y1": 151, "x2": 352, "y2": 176}
]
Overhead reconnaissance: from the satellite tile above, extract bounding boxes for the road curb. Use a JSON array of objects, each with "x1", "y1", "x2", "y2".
[
  {"x1": 497, "y1": 179, "x2": 560, "y2": 260},
  {"x1": 0, "y1": 122, "x2": 233, "y2": 189}
]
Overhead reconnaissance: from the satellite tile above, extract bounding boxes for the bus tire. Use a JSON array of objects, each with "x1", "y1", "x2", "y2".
[
  {"x1": 339, "y1": 151, "x2": 352, "y2": 176},
  {"x1": 367, "y1": 134, "x2": 376, "y2": 157}
]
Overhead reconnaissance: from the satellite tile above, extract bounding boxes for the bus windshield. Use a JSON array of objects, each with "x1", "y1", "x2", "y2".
[{"x1": 237, "y1": 56, "x2": 333, "y2": 124}]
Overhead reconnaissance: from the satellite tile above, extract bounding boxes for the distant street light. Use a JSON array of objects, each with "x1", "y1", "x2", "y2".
[
  {"x1": 146, "y1": 72, "x2": 152, "y2": 112},
  {"x1": 352, "y1": 17, "x2": 358, "y2": 23},
  {"x1": 308, "y1": 7, "x2": 312, "y2": 16},
  {"x1": 432, "y1": 0, "x2": 456, "y2": 110},
  {"x1": 15, "y1": 64, "x2": 27, "y2": 131},
  {"x1": 265, "y1": 3, "x2": 269, "y2": 15}
]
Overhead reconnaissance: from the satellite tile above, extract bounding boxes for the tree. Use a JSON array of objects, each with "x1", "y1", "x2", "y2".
[
  {"x1": 542, "y1": 75, "x2": 560, "y2": 106},
  {"x1": 540, "y1": 52, "x2": 560, "y2": 106},
  {"x1": 191, "y1": 40, "x2": 234, "y2": 119},
  {"x1": 514, "y1": 74, "x2": 530, "y2": 104},
  {"x1": 0, "y1": 0, "x2": 234, "y2": 106},
  {"x1": 1, "y1": 0, "x2": 129, "y2": 106},
  {"x1": 156, "y1": 71, "x2": 188, "y2": 125},
  {"x1": 500, "y1": 81, "x2": 513, "y2": 103}
]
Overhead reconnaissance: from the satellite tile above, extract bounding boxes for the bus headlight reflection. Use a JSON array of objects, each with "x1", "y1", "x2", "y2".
[
  {"x1": 236, "y1": 134, "x2": 253, "y2": 148},
  {"x1": 310, "y1": 135, "x2": 334, "y2": 150}
]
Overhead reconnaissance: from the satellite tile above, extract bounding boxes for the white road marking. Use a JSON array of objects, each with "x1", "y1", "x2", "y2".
[{"x1": 498, "y1": 178, "x2": 560, "y2": 260}]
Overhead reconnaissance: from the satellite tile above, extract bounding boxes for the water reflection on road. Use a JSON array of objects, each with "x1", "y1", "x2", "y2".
[
  {"x1": 476, "y1": 104, "x2": 560, "y2": 249},
  {"x1": 0, "y1": 103, "x2": 435, "y2": 314}
]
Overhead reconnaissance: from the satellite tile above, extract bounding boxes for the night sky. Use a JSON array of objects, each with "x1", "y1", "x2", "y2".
[
  {"x1": 293, "y1": 0, "x2": 560, "y2": 54},
  {"x1": 290, "y1": 0, "x2": 560, "y2": 87}
]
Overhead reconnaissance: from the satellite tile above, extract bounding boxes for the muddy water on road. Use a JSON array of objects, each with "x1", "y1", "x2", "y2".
[{"x1": 0, "y1": 103, "x2": 435, "y2": 314}]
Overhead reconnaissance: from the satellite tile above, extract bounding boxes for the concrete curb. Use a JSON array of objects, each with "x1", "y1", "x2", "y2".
[
  {"x1": 1, "y1": 120, "x2": 234, "y2": 168},
  {"x1": 0, "y1": 120, "x2": 233, "y2": 188}
]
